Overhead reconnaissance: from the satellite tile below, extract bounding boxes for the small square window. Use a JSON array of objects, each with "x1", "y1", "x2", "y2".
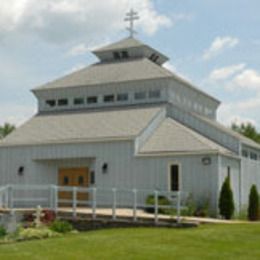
[
  {"x1": 117, "y1": 93, "x2": 128, "y2": 102},
  {"x1": 113, "y1": 52, "x2": 121, "y2": 60},
  {"x1": 74, "y1": 98, "x2": 85, "y2": 105},
  {"x1": 121, "y1": 51, "x2": 129, "y2": 59},
  {"x1": 58, "y1": 99, "x2": 68, "y2": 106},
  {"x1": 104, "y1": 95, "x2": 115, "y2": 103},
  {"x1": 149, "y1": 90, "x2": 161, "y2": 99},
  {"x1": 149, "y1": 53, "x2": 159, "y2": 63},
  {"x1": 46, "y1": 100, "x2": 56, "y2": 107},
  {"x1": 242, "y1": 150, "x2": 248, "y2": 158},
  {"x1": 134, "y1": 92, "x2": 146, "y2": 100},
  {"x1": 87, "y1": 96, "x2": 98, "y2": 104},
  {"x1": 250, "y1": 152, "x2": 257, "y2": 161}
]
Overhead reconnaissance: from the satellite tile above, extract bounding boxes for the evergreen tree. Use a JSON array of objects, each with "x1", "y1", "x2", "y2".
[
  {"x1": 248, "y1": 185, "x2": 259, "y2": 221},
  {"x1": 218, "y1": 176, "x2": 235, "y2": 219},
  {"x1": 231, "y1": 122, "x2": 260, "y2": 144},
  {"x1": 0, "y1": 123, "x2": 15, "y2": 139}
]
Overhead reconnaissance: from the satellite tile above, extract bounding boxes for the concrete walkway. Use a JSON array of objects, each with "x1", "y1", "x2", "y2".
[{"x1": 58, "y1": 207, "x2": 247, "y2": 224}]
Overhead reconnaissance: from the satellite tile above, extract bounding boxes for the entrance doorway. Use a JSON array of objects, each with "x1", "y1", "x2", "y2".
[{"x1": 58, "y1": 168, "x2": 89, "y2": 205}]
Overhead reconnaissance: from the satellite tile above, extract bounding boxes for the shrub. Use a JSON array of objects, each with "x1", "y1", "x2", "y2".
[
  {"x1": 50, "y1": 220, "x2": 73, "y2": 234},
  {"x1": 145, "y1": 194, "x2": 171, "y2": 214},
  {"x1": 218, "y1": 176, "x2": 235, "y2": 220},
  {"x1": 0, "y1": 226, "x2": 7, "y2": 238},
  {"x1": 194, "y1": 198, "x2": 210, "y2": 218},
  {"x1": 42, "y1": 210, "x2": 56, "y2": 224},
  {"x1": 23, "y1": 210, "x2": 56, "y2": 226},
  {"x1": 248, "y1": 185, "x2": 259, "y2": 221},
  {"x1": 17, "y1": 227, "x2": 59, "y2": 241},
  {"x1": 184, "y1": 194, "x2": 196, "y2": 216},
  {"x1": 23, "y1": 212, "x2": 34, "y2": 223}
]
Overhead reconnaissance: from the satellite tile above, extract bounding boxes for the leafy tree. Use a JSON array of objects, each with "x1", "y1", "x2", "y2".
[
  {"x1": 0, "y1": 123, "x2": 16, "y2": 139},
  {"x1": 231, "y1": 122, "x2": 260, "y2": 144},
  {"x1": 218, "y1": 176, "x2": 235, "y2": 220},
  {"x1": 248, "y1": 185, "x2": 259, "y2": 221}
]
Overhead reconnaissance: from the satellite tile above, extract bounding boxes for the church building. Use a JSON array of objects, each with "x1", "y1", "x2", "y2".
[{"x1": 0, "y1": 11, "x2": 260, "y2": 215}]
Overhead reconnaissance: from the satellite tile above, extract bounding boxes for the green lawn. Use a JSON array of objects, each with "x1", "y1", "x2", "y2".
[{"x1": 0, "y1": 224, "x2": 260, "y2": 260}]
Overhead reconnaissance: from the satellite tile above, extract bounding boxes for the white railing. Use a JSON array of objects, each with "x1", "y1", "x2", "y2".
[{"x1": 0, "y1": 185, "x2": 185, "y2": 224}]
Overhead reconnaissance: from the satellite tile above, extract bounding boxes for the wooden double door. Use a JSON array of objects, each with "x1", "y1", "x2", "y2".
[{"x1": 58, "y1": 168, "x2": 89, "y2": 206}]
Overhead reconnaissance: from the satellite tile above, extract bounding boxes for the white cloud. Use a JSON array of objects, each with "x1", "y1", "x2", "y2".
[
  {"x1": 207, "y1": 64, "x2": 260, "y2": 94},
  {"x1": 206, "y1": 64, "x2": 260, "y2": 129},
  {"x1": 218, "y1": 102, "x2": 259, "y2": 129},
  {"x1": 0, "y1": 0, "x2": 172, "y2": 44},
  {"x1": 231, "y1": 69, "x2": 260, "y2": 91},
  {"x1": 67, "y1": 39, "x2": 111, "y2": 56},
  {"x1": 209, "y1": 63, "x2": 246, "y2": 81},
  {"x1": 203, "y1": 36, "x2": 239, "y2": 60}
]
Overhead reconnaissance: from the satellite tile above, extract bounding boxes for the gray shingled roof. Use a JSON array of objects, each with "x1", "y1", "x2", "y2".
[
  {"x1": 35, "y1": 58, "x2": 172, "y2": 90},
  {"x1": 0, "y1": 107, "x2": 162, "y2": 146},
  {"x1": 140, "y1": 118, "x2": 233, "y2": 155},
  {"x1": 93, "y1": 37, "x2": 144, "y2": 52}
]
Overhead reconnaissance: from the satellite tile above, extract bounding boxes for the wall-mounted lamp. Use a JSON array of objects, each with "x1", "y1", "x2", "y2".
[
  {"x1": 18, "y1": 166, "x2": 25, "y2": 176},
  {"x1": 202, "y1": 157, "x2": 211, "y2": 166},
  {"x1": 102, "y1": 163, "x2": 108, "y2": 174}
]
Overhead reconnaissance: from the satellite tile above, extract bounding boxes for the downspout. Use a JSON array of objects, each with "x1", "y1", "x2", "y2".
[
  {"x1": 238, "y1": 141, "x2": 242, "y2": 214},
  {"x1": 217, "y1": 153, "x2": 222, "y2": 217}
]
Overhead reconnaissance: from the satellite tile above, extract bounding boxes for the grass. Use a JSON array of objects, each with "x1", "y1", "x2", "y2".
[{"x1": 0, "y1": 224, "x2": 260, "y2": 259}]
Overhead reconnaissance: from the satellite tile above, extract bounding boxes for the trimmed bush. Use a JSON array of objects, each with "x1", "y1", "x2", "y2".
[
  {"x1": 0, "y1": 226, "x2": 7, "y2": 238},
  {"x1": 218, "y1": 176, "x2": 235, "y2": 220},
  {"x1": 50, "y1": 220, "x2": 73, "y2": 234},
  {"x1": 248, "y1": 185, "x2": 259, "y2": 221},
  {"x1": 145, "y1": 194, "x2": 171, "y2": 214}
]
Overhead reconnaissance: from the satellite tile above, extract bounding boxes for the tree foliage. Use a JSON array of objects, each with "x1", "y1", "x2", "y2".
[
  {"x1": 218, "y1": 176, "x2": 235, "y2": 220},
  {"x1": 248, "y1": 185, "x2": 259, "y2": 221},
  {"x1": 0, "y1": 123, "x2": 16, "y2": 139},
  {"x1": 232, "y1": 122, "x2": 260, "y2": 144}
]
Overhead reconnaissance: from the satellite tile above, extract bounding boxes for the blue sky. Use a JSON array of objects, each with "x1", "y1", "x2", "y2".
[{"x1": 0, "y1": 0, "x2": 259, "y2": 129}]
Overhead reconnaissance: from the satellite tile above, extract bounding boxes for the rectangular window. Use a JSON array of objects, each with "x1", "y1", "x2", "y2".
[
  {"x1": 242, "y1": 150, "x2": 248, "y2": 158},
  {"x1": 149, "y1": 90, "x2": 161, "y2": 99},
  {"x1": 58, "y1": 99, "x2": 68, "y2": 106},
  {"x1": 87, "y1": 96, "x2": 98, "y2": 104},
  {"x1": 113, "y1": 52, "x2": 121, "y2": 60},
  {"x1": 149, "y1": 53, "x2": 159, "y2": 63},
  {"x1": 134, "y1": 92, "x2": 146, "y2": 100},
  {"x1": 250, "y1": 152, "x2": 258, "y2": 161},
  {"x1": 117, "y1": 93, "x2": 128, "y2": 102},
  {"x1": 104, "y1": 95, "x2": 115, "y2": 103},
  {"x1": 74, "y1": 98, "x2": 85, "y2": 105},
  {"x1": 90, "y1": 171, "x2": 95, "y2": 185},
  {"x1": 170, "y1": 165, "x2": 179, "y2": 192},
  {"x1": 121, "y1": 51, "x2": 129, "y2": 59},
  {"x1": 46, "y1": 100, "x2": 56, "y2": 107}
]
